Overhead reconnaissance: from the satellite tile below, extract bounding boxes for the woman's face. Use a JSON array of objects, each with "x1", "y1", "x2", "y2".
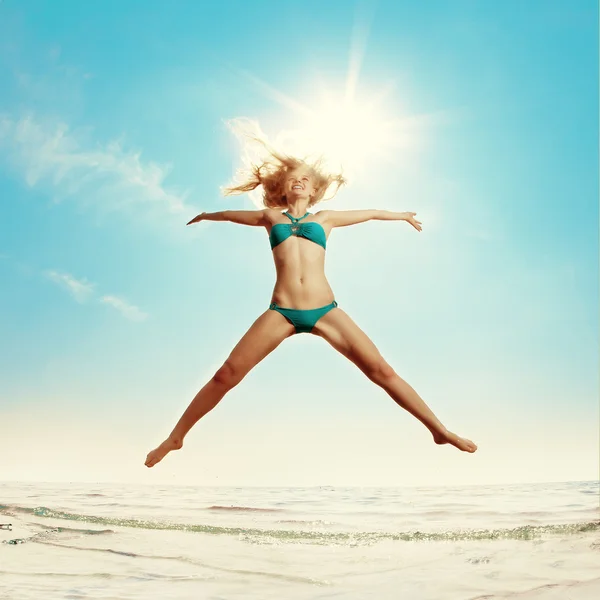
[{"x1": 284, "y1": 166, "x2": 316, "y2": 202}]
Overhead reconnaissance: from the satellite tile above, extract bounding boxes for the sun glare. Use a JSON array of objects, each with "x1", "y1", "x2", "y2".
[
  {"x1": 234, "y1": 6, "x2": 433, "y2": 187},
  {"x1": 262, "y1": 86, "x2": 428, "y2": 183},
  {"x1": 299, "y1": 95, "x2": 398, "y2": 174}
]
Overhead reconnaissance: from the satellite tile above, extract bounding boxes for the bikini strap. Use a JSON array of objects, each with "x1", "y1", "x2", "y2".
[{"x1": 283, "y1": 211, "x2": 310, "y2": 224}]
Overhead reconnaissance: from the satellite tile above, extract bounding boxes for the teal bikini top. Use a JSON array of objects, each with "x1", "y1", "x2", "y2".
[{"x1": 269, "y1": 212, "x2": 327, "y2": 250}]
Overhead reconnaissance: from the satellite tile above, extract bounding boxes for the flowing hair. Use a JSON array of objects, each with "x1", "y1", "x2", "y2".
[{"x1": 222, "y1": 119, "x2": 346, "y2": 209}]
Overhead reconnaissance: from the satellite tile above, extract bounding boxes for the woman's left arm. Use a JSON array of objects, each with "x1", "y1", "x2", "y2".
[{"x1": 318, "y1": 210, "x2": 422, "y2": 231}]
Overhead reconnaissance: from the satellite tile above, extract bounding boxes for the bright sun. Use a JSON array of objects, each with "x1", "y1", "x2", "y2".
[
  {"x1": 298, "y1": 95, "x2": 399, "y2": 173},
  {"x1": 259, "y1": 85, "x2": 430, "y2": 183},
  {"x1": 235, "y1": 15, "x2": 434, "y2": 188}
]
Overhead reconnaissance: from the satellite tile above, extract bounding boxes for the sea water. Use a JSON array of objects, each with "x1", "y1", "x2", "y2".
[{"x1": 1, "y1": 480, "x2": 598, "y2": 600}]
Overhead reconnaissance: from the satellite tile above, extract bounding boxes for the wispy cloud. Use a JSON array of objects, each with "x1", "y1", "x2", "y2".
[
  {"x1": 100, "y1": 295, "x2": 148, "y2": 322},
  {"x1": 45, "y1": 269, "x2": 95, "y2": 303},
  {"x1": 44, "y1": 268, "x2": 147, "y2": 321},
  {"x1": 0, "y1": 114, "x2": 192, "y2": 218}
]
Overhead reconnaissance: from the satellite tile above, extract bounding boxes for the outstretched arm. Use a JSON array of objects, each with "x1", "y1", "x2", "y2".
[
  {"x1": 186, "y1": 210, "x2": 269, "y2": 227},
  {"x1": 319, "y1": 210, "x2": 422, "y2": 231}
]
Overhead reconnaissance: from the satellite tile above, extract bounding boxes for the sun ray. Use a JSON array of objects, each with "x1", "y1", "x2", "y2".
[
  {"x1": 384, "y1": 109, "x2": 453, "y2": 130},
  {"x1": 235, "y1": 66, "x2": 314, "y2": 118},
  {"x1": 363, "y1": 79, "x2": 398, "y2": 112},
  {"x1": 232, "y1": 49, "x2": 440, "y2": 183},
  {"x1": 345, "y1": 0, "x2": 376, "y2": 106}
]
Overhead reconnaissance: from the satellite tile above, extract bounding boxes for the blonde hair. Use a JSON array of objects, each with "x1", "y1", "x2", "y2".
[{"x1": 223, "y1": 123, "x2": 346, "y2": 209}]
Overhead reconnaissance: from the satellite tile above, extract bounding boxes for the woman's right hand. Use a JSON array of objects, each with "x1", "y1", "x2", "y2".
[{"x1": 186, "y1": 212, "x2": 207, "y2": 225}]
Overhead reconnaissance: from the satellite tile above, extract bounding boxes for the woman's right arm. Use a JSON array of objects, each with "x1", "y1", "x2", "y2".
[{"x1": 186, "y1": 210, "x2": 270, "y2": 227}]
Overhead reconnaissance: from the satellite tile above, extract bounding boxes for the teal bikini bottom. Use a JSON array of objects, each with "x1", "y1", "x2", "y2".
[{"x1": 269, "y1": 300, "x2": 338, "y2": 334}]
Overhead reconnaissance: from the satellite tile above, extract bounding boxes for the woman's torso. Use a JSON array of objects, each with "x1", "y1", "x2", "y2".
[{"x1": 264, "y1": 209, "x2": 334, "y2": 309}]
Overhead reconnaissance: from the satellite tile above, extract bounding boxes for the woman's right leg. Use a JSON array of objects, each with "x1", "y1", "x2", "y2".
[{"x1": 145, "y1": 309, "x2": 295, "y2": 467}]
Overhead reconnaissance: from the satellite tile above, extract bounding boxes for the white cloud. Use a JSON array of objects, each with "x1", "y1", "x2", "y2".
[
  {"x1": 0, "y1": 114, "x2": 191, "y2": 217},
  {"x1": 100, "y1": 294, "x2": 148, "y2": 322},
  {"x1": 45, "y1": 269, "x2": 95, "y2": 303},
  {"x1": 44, "y1": 268, "x2": 148, "y2": 321}
]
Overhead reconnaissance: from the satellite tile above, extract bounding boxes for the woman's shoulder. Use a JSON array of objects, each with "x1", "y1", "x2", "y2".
[
  {"x1": 314, "y1": 209, "x2": 333, "y2": 222},
  {"x1": 263, "y1": 208, "x2": 283, "y2": 223}
]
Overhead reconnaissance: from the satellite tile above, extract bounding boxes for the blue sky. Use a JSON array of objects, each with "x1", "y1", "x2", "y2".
[{"x1": 0, "y1": 0, "x2": 597, "y2": 486}]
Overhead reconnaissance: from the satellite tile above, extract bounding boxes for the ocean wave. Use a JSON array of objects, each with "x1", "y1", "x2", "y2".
[
  {"x1": 276, "y1": 519, "x2": 335, "y2": 526},
  {"x1": 206, "y1": 505, "x2": 283, "y2": 512},
  {"x1": 468, "y1": 576, "x2": 600, "y2": 599},
  {"x1": 2, "y1": 504, "x2": 598, "y2": 546},
  {"x1": 1, "y1": 521, "x2": 114, "y2": 546},
  {"x1": 17, "y1": 541, "x2": 330, "y2": 585}
]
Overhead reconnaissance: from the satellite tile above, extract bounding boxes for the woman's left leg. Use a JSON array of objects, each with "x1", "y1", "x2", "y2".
[{"x1": 312, "y1": 306, "x2": 477, "y2": 453}]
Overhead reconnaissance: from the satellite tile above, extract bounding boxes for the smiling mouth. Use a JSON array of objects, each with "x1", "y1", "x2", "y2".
[{"x1": 292, "y1": 185, "x2": 303, "y2": 190}]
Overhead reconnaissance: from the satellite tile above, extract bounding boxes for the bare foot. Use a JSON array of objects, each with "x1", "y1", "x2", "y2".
[
  {"x1": 145, "y1": 437, "x2": 183, "y2": 468},
  {"x1": 433, "y1": 429, "x2": 478, "y2": 453}
]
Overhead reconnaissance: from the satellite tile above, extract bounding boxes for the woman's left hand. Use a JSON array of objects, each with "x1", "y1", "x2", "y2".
[{"x1": 404, "y1": 212, "x2": 422, "y2": 232}]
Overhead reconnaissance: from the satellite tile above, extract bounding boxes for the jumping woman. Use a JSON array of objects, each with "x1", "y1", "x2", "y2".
[{"x1": 145, "y1": 144, "x2": 477, "y2": 468}]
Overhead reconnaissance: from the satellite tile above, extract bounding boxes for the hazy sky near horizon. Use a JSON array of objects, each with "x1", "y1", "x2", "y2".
[{"x1": 1, "y1": 0, "x2": 597, "y2": 487}]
